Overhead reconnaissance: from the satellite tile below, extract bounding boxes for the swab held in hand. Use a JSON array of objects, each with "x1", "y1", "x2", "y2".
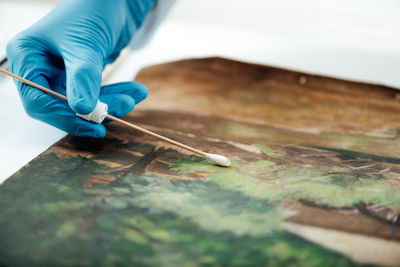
[{"x1": 0, "y1": 69, "x2": 231, "y2": 167}]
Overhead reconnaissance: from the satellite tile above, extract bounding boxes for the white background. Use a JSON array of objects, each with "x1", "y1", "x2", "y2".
[{"x1": 1, "y1": 0, "x2": 400, "y2": 183}]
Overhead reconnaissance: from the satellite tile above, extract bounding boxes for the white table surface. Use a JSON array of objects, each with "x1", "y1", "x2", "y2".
[{"x1": 1, "y1": 0, "x2": 400, "y2": 183}]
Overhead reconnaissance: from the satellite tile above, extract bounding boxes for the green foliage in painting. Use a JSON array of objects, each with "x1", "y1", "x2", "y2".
[
  {"x1": 0, "y1": 141, "x2": 367, "y2": 266},
  {"x1": 172, "y1": 145, "x2": 400, "y2": 210}
]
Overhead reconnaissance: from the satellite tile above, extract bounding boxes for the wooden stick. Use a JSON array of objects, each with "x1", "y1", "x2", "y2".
[
  {"x1": 0, "y1": 69, "x2": 68, "y2": 101},
  {"x1": 0, "y1": 69, "x2": 207, "y2": 157},
  {"x1": 107, "y1": 114, "x2": 206, "y2": 157}
]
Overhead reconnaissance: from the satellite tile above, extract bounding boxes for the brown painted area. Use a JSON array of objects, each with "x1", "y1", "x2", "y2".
[
  {"x1": 136, "y1": 57, "x2": 400, "y2": 137},
  {"x1": 287, "y1": 202, "x2": 400, "y2": 241}
]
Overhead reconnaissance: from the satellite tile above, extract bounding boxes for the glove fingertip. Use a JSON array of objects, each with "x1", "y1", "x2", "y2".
[
  {"x1": 115, "y1": 95, "x2": 135, "y2": 118},
  {"x1": 132, "y1": 82, "x2": 148, "y2": 104},
  {"x1": 101, "y1": 94, "x2": 135, "y2": 118},
  {"x1": 74, "y1": 124, "x2": 106, "y2": 138},
  {"x1": 68, "y1": 97, "x2": 97, "y2": 115},
  {"x1": 94, "y1": 127, "x2": 107, "y2": 138}
]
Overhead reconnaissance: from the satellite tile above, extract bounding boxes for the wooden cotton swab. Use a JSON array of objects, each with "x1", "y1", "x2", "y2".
[{"x1": 0, "y1": 69, "x2": 231, "y2": 167}]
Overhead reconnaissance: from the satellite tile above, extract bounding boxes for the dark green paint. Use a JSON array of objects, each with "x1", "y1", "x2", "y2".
[{"x1": 0, "y1": 139, "x2": 373, "y2": 267}]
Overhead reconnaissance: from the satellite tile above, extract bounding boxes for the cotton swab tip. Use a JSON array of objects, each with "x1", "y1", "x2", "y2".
[{"x1": 205, "y1": 153, "x2": 231, "y2": 167}]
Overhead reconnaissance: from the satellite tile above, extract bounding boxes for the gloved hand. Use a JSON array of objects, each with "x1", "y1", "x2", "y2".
[{"x1": 7, "y1": 0, "x2": 155, "y2": 137}]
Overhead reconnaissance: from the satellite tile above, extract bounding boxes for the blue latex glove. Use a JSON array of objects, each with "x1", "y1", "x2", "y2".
[{"x1": 7, "y1": 0, "x2": 156, "y2": 137}]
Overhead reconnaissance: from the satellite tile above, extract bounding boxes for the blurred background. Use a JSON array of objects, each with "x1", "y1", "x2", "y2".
[
  {"x1": 2, "y1": 0, "x2": 400, "y2": 86},
  {"x1": 0, "y1": 0, "x2": 399, "y2": 181}
]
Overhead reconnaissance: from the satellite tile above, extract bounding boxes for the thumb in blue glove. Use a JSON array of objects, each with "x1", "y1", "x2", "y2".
[{"x1": 7, "y1": 0, "x2": 155, "y2": 137}]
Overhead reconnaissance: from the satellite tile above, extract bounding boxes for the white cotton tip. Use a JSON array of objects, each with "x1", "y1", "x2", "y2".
[
  {"x1": 205, "y1": 153, "x2": 231, "y2": 167},
  {"x1": 77, "y1": 100, "x2": 108, "y2": 123}
]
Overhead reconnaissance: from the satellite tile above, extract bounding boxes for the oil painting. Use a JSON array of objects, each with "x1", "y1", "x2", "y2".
[{"x1": 0, "y1": 58, "x2": 399, "y2": 266}]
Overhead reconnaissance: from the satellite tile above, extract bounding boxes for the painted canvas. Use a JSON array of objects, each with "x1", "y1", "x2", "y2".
[{"x1": 0, "y1": 58, "x2": 400, "y2": 266}]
